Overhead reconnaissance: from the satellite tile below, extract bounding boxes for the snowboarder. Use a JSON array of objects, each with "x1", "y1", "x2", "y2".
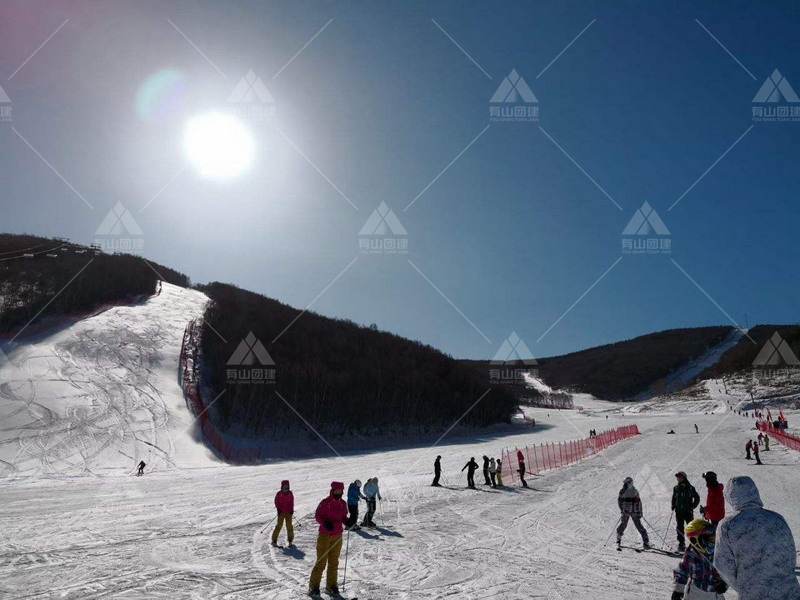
[
  {"x1": 671, "y1": 519, "x2": 728, "y2": 599},
  {"x1": 345, "y1": 480, "x2": 366, "y2": 530},
  {"x1": 764, "y1": 434, "x2": 770, "y2": 451},
  {"x1": 361, "y1": 477, "x2": 381, "y2": 528},
  {"x1": 488, "y1": 457, "x2": 497, "y2": 488},
  {"x1": 617, "y1": 476, "x2": 651, "y2": 549},
  {"x1": 482, "y1": 455, "x2": 491, "y2": 486},
  {"x1": 136, "y1": 461, "x2": 146, "y2": 476},
  {"x1": 495, "y1": 456, "x2": 504, "y2": 487},
  {"x1": 694, "y1": 424, "x2": 699, "y2": 434},
  {"x1": 700, "y1": 471, "x2": 725, "y2": 526},
  {"x1": 432, "y1": 455, "x2": 442, "y2": 487},
  {"x1": 462, "y1": 457, "x2": 478, "y2": 489},
  {"x1": 672, "y1": 471, "x2": 701, "y2": 551},
  {"x1": 752, "y1": 441, "x2": 762, "y2": 465},
  {"x1": 272, "y1": 479, "x2": 294, "y2": 547},
  {"x1": 714, "y1": 476, "x2": 800, "y2": 600},
  {"x1": 516, "y1": 450, "x2": 528, "y2": 488},
  {"x1": 309, "y1": 481, "x2": 348, "y2": 597},
  {"x1": 745, "y1": 440, "x2": 752, "y2": 460}
]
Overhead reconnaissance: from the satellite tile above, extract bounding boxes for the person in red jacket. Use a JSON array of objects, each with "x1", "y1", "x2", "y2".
[
  {"x1": 700, "y1": 471, "x2": 725, "y2": 526},
  {"x1": 272, "y1": 480, "x2": 294, "y2": 547},
  {"x1": 309, "y1": 481, "x2": 348, "y2": 597}
]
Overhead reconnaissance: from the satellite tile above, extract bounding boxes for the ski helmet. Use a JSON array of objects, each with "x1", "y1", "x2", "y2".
[
  {"x1": 354, "y1": 479, "x2": 362, "y2": 487},
  {"x1": 373, "y1": 477, "x2": 379, "y2": 483},
  {"x1": 623, "y1": 476, "x2": 633, "y2": 484},
  {"x1": 685, "y1": 519, "x2": 714, "y2": 538}
]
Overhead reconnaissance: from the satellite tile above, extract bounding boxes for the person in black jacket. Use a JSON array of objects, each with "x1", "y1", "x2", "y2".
[
  {"x1": 462, "y1": 457, "x2": 478, "y2": 489},
  {"x1": 671, "y1": 471, "x2": 700, "y2": 551},
  {"x1": 482, "y1": 455, "x2": 491, "y2": 486},
  {"x1": 432, "y1": 455, "x2": 442, "y2": 487}
]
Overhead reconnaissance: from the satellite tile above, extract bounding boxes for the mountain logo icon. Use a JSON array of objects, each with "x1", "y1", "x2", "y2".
[
  {"x1": 491, "y1": 332, "x2": 538, "y2": 365},
  {"x1": 490, "y1": 69, "x2": 537, "y2": 103},
  {"x1": 622, "y1": 202, "x2": 670, "y2": 235},
  {"x1": 359, "y1": 202, "x2": 407, "y2": 235},
  {"x1": 753, "y1": 332, "x2": 800, "y2": 367},
  {"x1": 95, "y1": 202, "x2": 143, "y2": 235},
  {"x1": 752, "y1": 69, "x2": 800, "y2": 103},
  {"x1": 0, "y1": 85, "x2": 10, "y2": 103},
  {"x1": 228, "y1": 69, "x2": 275, "y2": 103},
  {"x1": 227, "y1": 332, "x2": 275, "y2": 366}
]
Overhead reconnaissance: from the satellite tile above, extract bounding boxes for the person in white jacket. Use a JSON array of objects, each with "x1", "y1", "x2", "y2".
[
  {"x1": 714, "y1": 476, "x2": 800, "y2": 600},
  {"x1": 360, "y1": 478, "x2": 382, "y2": 528}
]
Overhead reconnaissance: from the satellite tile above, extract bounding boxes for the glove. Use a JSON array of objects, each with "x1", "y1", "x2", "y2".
[
  {"x1": 714, "y1": 581, "x2": 728, "y2": 594},
  {"x1": 671, "y1": 592, "x2": 684, "y2": 600},
  {"x1": 323, "y1": 520, "x2": 334, "y2": 532}
]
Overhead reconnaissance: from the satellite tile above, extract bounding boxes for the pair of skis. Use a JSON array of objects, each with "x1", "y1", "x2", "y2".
[{"x1": 617, "y1": 543, "x2": 681, "y2": 557}]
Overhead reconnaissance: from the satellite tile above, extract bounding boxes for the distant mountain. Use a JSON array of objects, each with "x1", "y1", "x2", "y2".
[{"x1": 0, "y1": 233, "x2": 188, "y2": 334}]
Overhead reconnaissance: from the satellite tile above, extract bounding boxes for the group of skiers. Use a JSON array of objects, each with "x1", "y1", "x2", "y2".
[
  {"x1": 266, "y1": 478, "x2": 383, "y2": 597},
  {"x1": 617, "y1": 472, "x2": 800, "y2": 599},
  {"x1": 459, "y1": 455, "x2": 506, "y2": 489},
  {"x1": 745, "y1": 435, "x2": 770, "y2": 465}
]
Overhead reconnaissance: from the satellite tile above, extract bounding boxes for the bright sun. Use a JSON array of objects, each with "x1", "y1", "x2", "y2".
[{"x1": 184, "y1": 113, "x2": 254, "y2": 179}]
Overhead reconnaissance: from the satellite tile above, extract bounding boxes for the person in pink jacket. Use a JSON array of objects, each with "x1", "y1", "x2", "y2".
[
  {"x1": 272, "y1": 480, "x2": 294, "y2": 547},
  {"x1": 309, "y1": 481, "x2": 348, "y2": 596}
]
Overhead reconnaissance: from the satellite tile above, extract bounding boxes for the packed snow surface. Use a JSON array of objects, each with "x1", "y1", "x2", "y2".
[{"x1": 1, "y1": 291, "x2": 799, "y2": 599}]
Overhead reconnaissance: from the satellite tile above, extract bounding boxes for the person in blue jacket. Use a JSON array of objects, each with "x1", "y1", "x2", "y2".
[{"x1": 345, "y1": 480, "x2": 366, "y2": 530}]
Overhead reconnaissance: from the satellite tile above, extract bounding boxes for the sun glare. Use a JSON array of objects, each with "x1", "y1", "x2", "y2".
[{"x1": 184, "y1": 113, "x2": 254, "y2": 179}]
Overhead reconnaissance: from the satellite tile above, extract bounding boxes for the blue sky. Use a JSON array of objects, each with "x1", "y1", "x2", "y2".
[{"x1": 1, "y1": 0, "x2": 799, "y2": 359}]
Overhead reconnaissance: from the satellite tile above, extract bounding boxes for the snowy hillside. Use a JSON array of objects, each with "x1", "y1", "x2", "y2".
[{"x1": 0, "y1": 282, "x2": 218, "y2": 477}]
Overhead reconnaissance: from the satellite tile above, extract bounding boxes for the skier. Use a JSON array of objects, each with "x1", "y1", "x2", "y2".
[
  {"x1": 672, "y1": 471, "x2": 701, "y2": 551},
  {"x1": 516, "y1": 450, "x2": 528, "y2": 488},
  {"x1": 432, "y1": 455, "x2": 442, "y2": 487},
  {"x1": 309, "y1": 481, "x2": 348, "y2": 597},
  {"x1": 757, "y1": 432, "x2": 764, "y2": 446},
  {"x1": 345, "y1": 480, "x2": 366, "y2": 530},
  {"x1": 488, "y1": 457, "x2": 497, "y2": 488},
  {"x1": 495, "y1": 456, "x2": 504, "y2": 487},
  {"x1": 752, "y1": 441, "x2": 762, "y2": 465},
  {"x1": 745, "y1": 440, "x2": 752, "y2": 460},
  {"x1": 462, "y1": 457, "x2": 478, "y2": 489},
  {"x1": 482, "y1": 455, "x2": 491, "y2": 486},
  {"x1": 361, "y1": 477, "x2": 381, "y2": 528},
  {"x1": 763, "y1": 434, "x2": 770, "y2": 451},
  {"x1": 136, "y1": 461, "x2": 146, "y2": 476},
  {"x1": 694, "y1": 424, "x2": 699, "y2": 434},
  {"x1": 272, "y1": 480, "x2": 294, "y2": 547},
  {"x1": 700, "y1": 472, "x2": 725, "y2": 526},
  {"x1": 617, "y1": 476, "x2": 651, "y2": 549},
  {"x1": 714, "y1": 476, "x2": 800, "y2": 600},
  {"x1": 671, "y1": 519, "x2": 728, "y2": 599}
]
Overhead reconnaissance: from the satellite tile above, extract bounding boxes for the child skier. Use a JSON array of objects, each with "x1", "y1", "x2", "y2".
[
  {"x1": 617, "y1": 476, "x2": 651, "y2": 549},
  {"x1": 700, "y1": 472, "x2": 725, "y2": 526},
  {"x1": 272, "y1": 479, "x2": 294, "y2": 547},
  {"x1": 361, "y1": 477, "x2": 381, "y2": 528},
  {"x1": 671, "y1": 519, "x2": 728, "y2": 599}
]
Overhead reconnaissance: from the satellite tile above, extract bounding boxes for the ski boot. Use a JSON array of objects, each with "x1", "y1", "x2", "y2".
[
  {"x1": 308, "y1": 586, "x2": 321, "y2": 598},
  {"x1": 643, "y1": 540, "x2": 653, "y2": 550},
  {"x1": 325, "y1": 585, "x2": 341, "y2": 597}
]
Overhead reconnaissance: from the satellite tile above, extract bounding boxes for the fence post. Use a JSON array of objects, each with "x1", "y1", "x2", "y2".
[{"x1": 559, "y1": 441, "x2": 565, "y2": 467}]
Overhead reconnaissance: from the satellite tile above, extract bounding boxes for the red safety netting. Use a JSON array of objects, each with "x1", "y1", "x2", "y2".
[
  {"x1": 756, "y1": 421, "x2": 800, "y2": 452},
  {"x1": 501, "y1": 425, "x2": 640, "y2": 483}
]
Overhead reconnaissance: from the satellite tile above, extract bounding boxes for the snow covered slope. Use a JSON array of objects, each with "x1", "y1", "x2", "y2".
[
  {"x1": 2, "y1": 403, "x2": 799, "y2": 599},
  {"x1": 0, "y1": 282, "x2": 218, "y2": 477}
]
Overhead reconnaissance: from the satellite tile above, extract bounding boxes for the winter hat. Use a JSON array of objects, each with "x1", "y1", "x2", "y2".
[
  {"x1": 702, "y1": 471, "x2": 717, "y2": 483},
  {"x1": 354, "y1": 479, "x2": 362, "y2": 487},
  {"x1": 623, "y1": 476, "x2": 633, "y2": 484},
  {"x1": 281, "y1": 479, "x2": 290, "y2": 487},
  {"x1": 331, "y1": 481, "x2": 345, "y2": 491}
]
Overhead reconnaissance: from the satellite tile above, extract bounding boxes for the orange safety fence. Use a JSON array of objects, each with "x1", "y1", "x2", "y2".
[
  {"x1": 756, "y1": 421, "x2": 800, "y2": 452},
  {"x1": 501, "y1": 425, "x2": 640, "y2": 483}
]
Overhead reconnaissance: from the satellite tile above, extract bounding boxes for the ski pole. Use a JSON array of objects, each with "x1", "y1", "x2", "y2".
[
  {"x1": 260, "y1": 514, "x2": 278, "y2": 534},
  {"x1": 342, "y1": 528, "x2": 351, "y2": 592},
  {"x1": 604, "y1": 517, "x2": 621, "y2": 547},
  {"x1": 641, "y1": 516, "x2": 669, "y2": 548},
  {"x1": 663, "y1": 512, "x2": 673, "y2": 548}
]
